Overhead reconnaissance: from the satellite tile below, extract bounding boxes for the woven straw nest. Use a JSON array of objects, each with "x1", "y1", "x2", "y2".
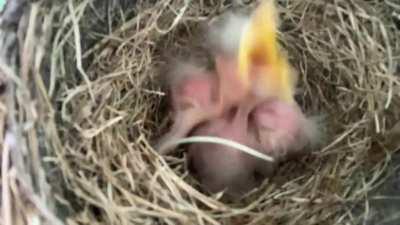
[{"x1": 1, "y1": 0, "x2": 400, "y2": 224}]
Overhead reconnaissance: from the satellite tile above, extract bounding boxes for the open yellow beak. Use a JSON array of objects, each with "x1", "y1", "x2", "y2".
[{"x1": 238, "y1": 1, "x2": 294, "y2": 103}]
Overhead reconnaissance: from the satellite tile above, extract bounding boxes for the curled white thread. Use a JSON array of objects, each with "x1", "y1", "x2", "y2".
[{"x1": 172, "y1": 136, "x2": 275, "y2": 162}]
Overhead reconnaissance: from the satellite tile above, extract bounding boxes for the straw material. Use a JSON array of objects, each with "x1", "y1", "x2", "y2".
[{"x1": 1, "y1": 0, "x2": 400, "y2": 224}]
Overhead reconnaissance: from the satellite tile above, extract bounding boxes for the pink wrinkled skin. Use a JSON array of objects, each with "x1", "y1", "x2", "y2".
[
  {"x1": 155, "y1": 55, "x2": 319, "y2": 197},
  {"x1": 186, "y1": 96, "x2": 315, "y2": 196},
  {"x1": 155, "y1": 16, "x2": 319, "y2": 198}
]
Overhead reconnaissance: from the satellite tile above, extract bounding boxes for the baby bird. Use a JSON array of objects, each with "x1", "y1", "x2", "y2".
[{"x1": 155, "y1": 1, "x2": 320, "y2": 197}]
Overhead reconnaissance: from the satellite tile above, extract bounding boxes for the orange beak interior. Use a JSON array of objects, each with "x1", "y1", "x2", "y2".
[{"x1": 238, "y1": 0, "x2": 295, "y2": 103}]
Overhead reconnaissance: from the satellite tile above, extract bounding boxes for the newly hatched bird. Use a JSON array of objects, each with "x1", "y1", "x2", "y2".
[{"x1": 155, "y1": 1, "x2": 320, "y2": 197}]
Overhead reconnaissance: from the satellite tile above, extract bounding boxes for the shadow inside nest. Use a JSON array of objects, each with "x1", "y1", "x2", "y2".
[{"x1": 351, "y1": 152, "x2": 400, "y2": 225}]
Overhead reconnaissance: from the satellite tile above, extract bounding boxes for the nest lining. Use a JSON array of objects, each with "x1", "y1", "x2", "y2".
[{"x1": 1, "y1": 0, "x2": 400, "y2": 225}]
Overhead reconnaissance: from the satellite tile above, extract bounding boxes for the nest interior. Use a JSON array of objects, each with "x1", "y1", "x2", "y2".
[{"x1": 1, "y1": 0, "x2": 400, "y2": 225}]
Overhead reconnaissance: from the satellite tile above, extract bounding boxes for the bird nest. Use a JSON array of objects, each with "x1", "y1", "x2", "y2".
[{"x1": 1, "y1": 0, "x2": 400, "y2": 224}]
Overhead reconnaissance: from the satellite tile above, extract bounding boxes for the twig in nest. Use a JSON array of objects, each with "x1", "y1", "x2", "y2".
[
  {"x1": 8, "y1": 170, "x2": 65, "y2": 225},
  {"x1": 155, "y1": 0, "x2": 192, "y2": 34},
  {"x1": 67, "y1": 0, "x2": 95, "y2": 102},
  {"x1": 2, "y1": 132, "x2": 16, "y2": 225}
]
